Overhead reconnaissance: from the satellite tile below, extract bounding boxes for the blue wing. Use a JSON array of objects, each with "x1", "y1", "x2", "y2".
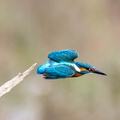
[
  {"x1": 37, "y1": 60, "x2": 51, "y2": 74},
  {"x1": 48, "y1": 49, "x2": 78, "y2": 62},
  {"x1": 43, "y1": 65, "x2": 75, "y2": 79}
]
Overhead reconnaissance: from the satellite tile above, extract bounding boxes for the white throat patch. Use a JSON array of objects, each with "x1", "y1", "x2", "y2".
[{"x1": 74, "y1": 64, "x2": 81, "y2": 72}]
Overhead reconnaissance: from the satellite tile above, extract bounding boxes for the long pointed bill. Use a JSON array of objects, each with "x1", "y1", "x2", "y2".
[{"x1": 92, "y1": 69, "x2": 107, "y2": 76}]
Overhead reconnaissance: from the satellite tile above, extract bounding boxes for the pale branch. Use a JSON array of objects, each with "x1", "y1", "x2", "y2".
[{"x1": 0, "y1": 63, "x2": 37, "y2": 97}]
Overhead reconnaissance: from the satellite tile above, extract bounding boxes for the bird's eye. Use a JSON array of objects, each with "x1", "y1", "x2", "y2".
[{"x1": 88, "y1": 68, "x2": 94, "y2": 71}]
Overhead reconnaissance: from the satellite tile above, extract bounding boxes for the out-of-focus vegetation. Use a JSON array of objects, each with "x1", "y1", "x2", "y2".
[{"x1": 0, "y1": 0, "x2": 120, "y2": 120}]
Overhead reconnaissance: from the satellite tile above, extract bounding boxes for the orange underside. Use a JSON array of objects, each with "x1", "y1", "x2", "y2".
[{"x1": 72, "y1": 73, "x2": 83, "y2": 77}]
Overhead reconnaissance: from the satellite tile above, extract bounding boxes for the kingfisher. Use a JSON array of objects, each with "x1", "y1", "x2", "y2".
[{"x1": 37, "y1": 49, "x2": 107, "y2": 79}]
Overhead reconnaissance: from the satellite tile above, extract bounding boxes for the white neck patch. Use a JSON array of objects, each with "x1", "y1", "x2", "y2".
[{"x1": 74, "y1": 64, "x2": 81, "y2": 72}]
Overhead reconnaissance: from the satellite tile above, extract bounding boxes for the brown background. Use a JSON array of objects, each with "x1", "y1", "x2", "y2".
[{"x1": 0, "y1": 0, "x2": 120, "y2": 120}]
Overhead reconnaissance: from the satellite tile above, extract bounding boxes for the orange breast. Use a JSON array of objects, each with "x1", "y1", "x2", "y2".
[{"x1": 72, "y1": 73, "x2": 83, "y2": 77}]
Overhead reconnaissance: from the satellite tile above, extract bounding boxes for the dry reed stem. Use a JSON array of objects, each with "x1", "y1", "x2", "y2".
[{"x1": 0, "y1": 63, "x2": 37, "y2": 97}]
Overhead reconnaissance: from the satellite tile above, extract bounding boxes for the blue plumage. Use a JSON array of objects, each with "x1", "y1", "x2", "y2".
[
  {"x1": 37, "y1": 60, "x2": 51, "y2": 74},
  {"x1": 37, "y1": 49, "x2": 107, "y2": 79},
  {"x1": 43, "y1": 65, "x2": 75, "y2": 79},
  {"x1": 75, "y1": 62, "x2": 95, "y2": 69},
  {"x1": 48, "y1": 49, "x2": 78, "y2": 62}
]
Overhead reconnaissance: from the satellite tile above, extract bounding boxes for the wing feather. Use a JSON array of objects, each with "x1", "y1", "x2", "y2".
[
  {"x1": 48, "y1": 49, "x2": 78, "y2": 62},
  {"x1": 43, "y1": 65, "x2": 75, "y2": 79}
]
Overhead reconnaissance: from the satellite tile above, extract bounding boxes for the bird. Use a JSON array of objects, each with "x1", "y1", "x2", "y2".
[{"x1": 37, "y1": 49, "x2": 107, "y2": 79}]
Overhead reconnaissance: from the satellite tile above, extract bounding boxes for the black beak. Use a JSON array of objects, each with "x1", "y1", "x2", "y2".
[{"x1": 92, "y1": 69, "x2": 107, "y2": 76}]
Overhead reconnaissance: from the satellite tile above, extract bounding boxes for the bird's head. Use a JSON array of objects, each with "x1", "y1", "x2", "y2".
[{"x1": 75, "y1": 62, "x2": 107, "y2": 76}]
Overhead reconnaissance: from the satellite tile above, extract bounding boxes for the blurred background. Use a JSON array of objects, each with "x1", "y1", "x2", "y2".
[{"x1": 0, "y1": 0, "x2": 120, "y2": 120}]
